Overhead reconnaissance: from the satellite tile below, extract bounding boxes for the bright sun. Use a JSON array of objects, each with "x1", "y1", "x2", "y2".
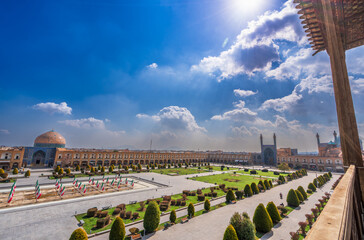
[{"x1": 229, "y1": 0, "x2": 265, "y2": 17}]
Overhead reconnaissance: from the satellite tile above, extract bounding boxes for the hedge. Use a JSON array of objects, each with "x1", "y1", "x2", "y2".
[
  {"x1": 143, "y1": 201, "x2": 160, "y2": 233},
  {"x1": 253, "y1": 203, "x2": 273, "y2": 233},
  {"x1": 109, "y1": 217, "x2": 125, "y2": 240},
  {"x1": 235, "y1": 190, "x2": 244, "y2": 200},
  {"x1": 287, "y1": 189, "x2": 300, "y2": 207},
  {"x1": 266, "y1": 201, "x2": 281, "y2": 224},
  {"x1": 251, "y1": 183, "x2": 259, "y2": 194},
  {"x1": 69, "y1": 228, "x2": 88, "y2": 240},
  {"x1": 223, "y1": 225, "x2": 239, "y2": 240},
  {"x1": 297, "y1": 186, "x2": 308, "y2": 200},
  {"x1": 244, "y1": 184, "x2": 253, "y2": 197}
]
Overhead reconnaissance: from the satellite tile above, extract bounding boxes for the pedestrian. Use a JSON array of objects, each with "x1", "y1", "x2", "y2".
[{"x1": 280, "y1": 193, "x2": 283, "y2": 199}]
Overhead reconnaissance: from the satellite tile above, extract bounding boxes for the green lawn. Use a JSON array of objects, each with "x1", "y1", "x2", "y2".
[
  {"x1": 76, "y1": 188, "x2": 226, "y2": 234},
  {"x1": 191, "y1": 173, "x2": 271, "y2": 188},
  {"x1": 151, "y1": 168, "x2": 209, "y2": 175},
  {"x1": 237, "y1": 170, "x2": 289, "y2": 178}
]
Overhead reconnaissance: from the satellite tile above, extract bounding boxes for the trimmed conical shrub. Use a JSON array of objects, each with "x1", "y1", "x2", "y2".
[
  {"x1": 268, "y1": 180, "x2": 273, "y2": 188},
  {"x1": 295, "y1": 190, "x2": 304, "y2": 203},
  {"x1": 170, "y1": 210, "x2": 176, "y2": 223},
  {"x1": 266, "y1": 202, "x2": 281, "y2": 224},
  {"x1": 263, "y1": 180, "x2": 270, "y2": 190},
  {"x1": 109, "y1": 217, "x2": 125, "y2": 240},
  {"x1": 308, "y1": 182, "x2": 316, "y2": 192},
  {"x1": 204, "y1": 199, "x2": 210, "y2": 211},
  {"x1": 244, "y1": 184, "x2": 253, "y2": 197},
  {"x1": 258, "y1": 180, "x2": 265, "y2": 191},
  {"x1": 297, "y1": 186, "x2": 308, "y2": 200},
  {"x1": 287, "y1": 189, "x2": 300, "y2": 207},
  {"x1": 69, "y1": 228, "x2": 88, "y2": 240},
  {"x1": 230, "y1": 212, "x2": 255, "y2": 240},
  {"x1": 223, "y1": 225, "x2": 239, "y2": 240},
  {"x1": 253, "y1": 203, "x2": 273, "y2": 233},
  {"x1": 226, "y1": 189, "x2": 236, "y2": 202},
  {"x1": 251, "y1": 182, "x2": 259, "y2": 194},
  {"x1": 188, "y1": 203, "x2": 195, "y2": 217},
  {"x1": 143, "y1": 201, "x2": 160, "y2": 233}
]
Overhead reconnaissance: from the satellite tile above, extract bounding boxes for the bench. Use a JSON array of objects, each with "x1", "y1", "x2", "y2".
[
  {"x1": 129, "y1": 201, "x2": 137, "y2": 204},
  {"x1": 131, "y1": 233, "x2": 142, "y2": 240},
  {"x1": 181, "y1": 217, "x2": 189, "y2": 223},
  {"x1": 102, "y1": 205, "x2": 112, "y2": 210},
  {"x1": 231, "y1": 200, "x2": 237, "y2": 204}
]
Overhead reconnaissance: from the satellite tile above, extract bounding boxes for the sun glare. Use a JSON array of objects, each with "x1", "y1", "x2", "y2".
[{"x1": 229, "y1": 0, "x2": 265, "y2": 17}]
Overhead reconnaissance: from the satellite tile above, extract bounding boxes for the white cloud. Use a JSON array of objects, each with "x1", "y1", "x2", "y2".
[
  {"x1": 33, "y1": 102, "x2": 72, "y2": 115},
  {"x1": 296, "y1": 75, "x2": 333, "y2": 94},
  {"x1": 352, "y1": 78, "x2": 364, "y2": 94},
  {"x1": 265, "y1": 48, "x2": 330, "y2": 81},
  {"x1": 191, "y1": 0, "x2": 305, "y2": 80},
  {"x1": 147, "y1": 63, "x2": 158, "y2": 69},
  {"x1": 0, "y1": 129, "x2": 10, "y2": 134},
  {"x1": 211, "y1": 100, "x2": 258, "y2": 122},
  {"x1": 137, "y1": 106, "x2": 206, "y2": 132},
  {"x1": 234, "y1": 89, "x2": 258, "y2": 97},
  {"x1": 59, "y1": 117, "x2": 105, "y2": 129},
  {"x1": 259, "y1": 89, "x2": 302, "y2": 112}
]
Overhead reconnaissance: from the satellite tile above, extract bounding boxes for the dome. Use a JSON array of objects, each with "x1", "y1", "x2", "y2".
[{"x1": 34, "y1": 130, "x2": 66, "y2": 148}]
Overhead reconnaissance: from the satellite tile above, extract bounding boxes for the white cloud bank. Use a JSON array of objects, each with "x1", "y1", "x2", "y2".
[
  {"x1": 33, "y1": 102, "x2": 72, "y2": 115},
  {"x1": 59, "y1": 117, "x2": 105, "y2": 129},
  {"x1": 234, "y1": 89, "x2": 258, "y2": 97},
  {"x1": 137, "y1": 106, "x2": 206, "y2": 133}
]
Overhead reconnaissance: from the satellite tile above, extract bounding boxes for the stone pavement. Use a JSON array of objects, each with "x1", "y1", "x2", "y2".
[
  {"x1": 126, "y1": 173, "x2": 337, "y2": 240},
  {"x1": 0, "y1": 171, "x2": 217, "y2": 240},
  {"x1": 261, "y1": 176, "x2": 337, "y2": 240}
]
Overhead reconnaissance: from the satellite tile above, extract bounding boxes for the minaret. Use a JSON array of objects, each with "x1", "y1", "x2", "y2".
[
  {"x1": 260, "y1": 134, "x2": 263, "y2": 147},
  {"x1": 333, "y1": 130, "x2": 338, "y2": 145},
  {"x1": 273, "y1": 133, "x2": 276, "y2": 148},
  {"x1": 316, "y1": 133, "x2": 320, "y2": 146}
]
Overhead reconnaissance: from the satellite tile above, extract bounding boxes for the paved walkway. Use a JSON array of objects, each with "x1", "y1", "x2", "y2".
[
  {"x1": 0, "y1": 171, "x2": 217, "y2": 240},
  {"x1": 261, "y1": 176, "x2": 336, "y2": 240},
  {"x1": 127, "y1": 173, "x2": 337, "y2": 240}
]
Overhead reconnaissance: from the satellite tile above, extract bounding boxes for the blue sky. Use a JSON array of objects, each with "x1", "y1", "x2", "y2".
[{"x1": 1, "y1": 0, "x2": 364, "y2": 152}]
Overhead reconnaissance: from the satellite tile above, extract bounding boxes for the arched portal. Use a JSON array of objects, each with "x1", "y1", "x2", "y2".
[
  {"x1": 32, "y1": 150, "x2": 46, "y2": 167},
  {"x1": 263, "y1": 148, "x2": 275, "y2": 165}
]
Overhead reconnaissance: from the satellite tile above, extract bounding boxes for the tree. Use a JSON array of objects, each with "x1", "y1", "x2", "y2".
[
  {"x1": 244, "y1": 184, "x2": 253, "y2": 197},
  {"x1": 188, "y1": 203, "x2": 195, "y2": 218},
  {"x1": 0, "y1": 169, "x2": 4, "y2": 174},
  {"x1": 297, "y1": 186, "x2": 308, "y2": 200},
  {"x1": 101, "y1": 166, "x2": 105, "y2": 173},
  {"x1": 143, "y1": 201, "x2": 160, "y2": 233},
  {"x1": 75, "y1": 165, "x2": 80, "y2": 171},
  {"x1": 58, "y1": 168, "x2": 64, "y2": 175},
  {"x1": 25, "y1": 170, "x2": 31, "y2": 177},
  {"x1": 266, "y1": 202, "x2": 281, "y2": 224},
  {"x1": 69, "y1": 228, "x2": 88, "y2": 240},
  {"x1": 223, "y1": 225, "x2": 239, "y2": 240},
  {"x1": 204, "y1": 199, "x2": 211, "y2": 212},
  {"x1": 12, "y1": 168, "x2": 18, "y2": 174},
  {"x1": 253, "y1": 203, "x2": 273, "y2": 233},
  {"x1": 287, "y1": 189, "x2": 300, "y2": 207},
  {"x1": 170, "y1": 210, "x2": 176, "y2": 223},
  {"x1": 109, "y1": 217, "x2": 125, "y2": 240},
  {"x1": 226, "y1": 189, "x2": 236, "y2": 202},
  {"x1": 251, "y1": 183, "x2": 259, "y2": 194},
  {"x1": 277, "y1": 163, "x2": 290, "y2": 171}
]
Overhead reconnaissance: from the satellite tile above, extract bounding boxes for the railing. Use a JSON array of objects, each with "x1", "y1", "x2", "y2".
[{"x1": 306, "y1": 165, "x2": 363, "y2": 240}]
